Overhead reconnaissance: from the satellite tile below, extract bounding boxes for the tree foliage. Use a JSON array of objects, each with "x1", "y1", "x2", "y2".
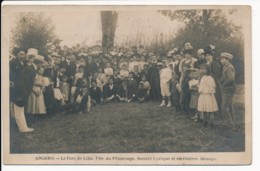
[
  {"x1": 157, "y1": 9, "x2": 244, "y2": 83},
  {"x1": 11, "y1": 12, "x2": 59, "y2": 56}
]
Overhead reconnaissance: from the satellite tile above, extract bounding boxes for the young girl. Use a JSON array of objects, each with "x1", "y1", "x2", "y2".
[
  {"x1": 60, "y1": 75, "x2": 70, "y2": 105},
  {"x1": 26, "y1": 66, "x2": 47, "y2": 115},
  {"x1": 197, "y1": 64, "x2": 218, "y2": 128},
  {"x1": 188, "y1": 69, "x2": 200, "y2": 121}
]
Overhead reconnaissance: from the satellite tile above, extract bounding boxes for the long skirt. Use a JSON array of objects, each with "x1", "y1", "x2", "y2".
[
  {"x1": 189, "y1": 91, "x2": 199, "y2": 109},
  {"x1": 197, "y1": 93, "x2": 218, "y2": 112},
  {"x1": 26, "y1": 91, "x2": 46, "y2": 114}
]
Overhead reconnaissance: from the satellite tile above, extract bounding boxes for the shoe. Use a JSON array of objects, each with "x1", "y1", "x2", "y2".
[
  {"x1": 20, "y1": 128, "x2": 34, "y2": 133},
  {"x1": 159, "y1": 101, "x2": 166, "y2": 107},
  {"x1": 166, "y1": 103, "x2": 172, "y2": 107},
  {"x1": 191, "y1": 116, "x2": 198, "y2": 120}
]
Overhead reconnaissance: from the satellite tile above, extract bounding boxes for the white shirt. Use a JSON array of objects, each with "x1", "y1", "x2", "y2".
[
  {"x1": 160, "y1": 67, "x2": 172, "y2": 83},
  {"x1": 104, "y1": 67, "x2": 113, "y2": 76}
]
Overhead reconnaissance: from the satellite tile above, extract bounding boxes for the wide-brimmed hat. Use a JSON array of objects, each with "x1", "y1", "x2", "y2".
[
  {"x1": 35, "y1": 54, "x2": 46, "y2": 61},
  {"x1": 203, "y1": 45, "x2": 215, "y2": 56},
  {"x1": 27, "y1": 48, "x2": 38, "y2": 56},
  {"x1": 183, "y1": 43, "x2": 194, "y2": 55},
  {"x1": 197, "y1": 49, "x2": 204, "y2": 55}
]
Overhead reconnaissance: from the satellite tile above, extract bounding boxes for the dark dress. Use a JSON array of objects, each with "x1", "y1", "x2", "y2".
[
  {"x1": 148, "y1": 64, "x2": 161, "y2": 101},
  {"x1": 43, "y1": 66, "x2": 58, "y2": 110},
  {"x1": 208, "y1": 60, "x2": 222, "y2": 112}
]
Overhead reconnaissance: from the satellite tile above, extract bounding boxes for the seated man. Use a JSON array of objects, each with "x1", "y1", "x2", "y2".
[
  {"x1": 116, "y1": 80, "x2": 128, "y2": 102},
  {"x1": 89, "y1": 81, "x2": 103, "y2": 105},
  {"x1": 103, "y1": 77, "x2": 118, "y2": 103}
]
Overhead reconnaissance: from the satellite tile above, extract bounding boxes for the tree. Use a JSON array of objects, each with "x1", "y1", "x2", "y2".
[
  {"x1": 158, "y1": 9, "x2": 244, "y2": 83},
  {"x1": 11, "y1": 12, "x2": 58, "y2": 56},
  {"x1": 101, "y1": 11, "x2": 118, "y2": 54}
]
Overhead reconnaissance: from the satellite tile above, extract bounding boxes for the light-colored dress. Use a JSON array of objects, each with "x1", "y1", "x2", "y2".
[
  {"x1": 60, "y1": 82, "x2": 70, "y2": 101},
  {"x1": 26, "y1": 74, "x2": 46, "y2": 114},
  {"x1": 197, "y1": 75, "x2": 218, "y2": 112}
]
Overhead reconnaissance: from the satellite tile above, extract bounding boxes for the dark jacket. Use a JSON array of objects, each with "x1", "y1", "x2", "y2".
[
  {"x1": 220, "y1": 62, "x2": 236, "y2": 94},
  {"x1": 60, "y1": 60, "x2": 77, "y2": 78},
  {"x1": 10, "y1": 58, "x2": 24, "y2": 83},
  {"x1": 13, "y1": 64, "x2": 36, "y2": 107},
  {"x1": 89, "y1": 86, "x2": 103, "y2": 103},
  {"x1": 103, "y1": 83, "x2": 117, "y2": 99},
  {"x1": 85, "y1": 61, "x2": 98, "y2": 76}
]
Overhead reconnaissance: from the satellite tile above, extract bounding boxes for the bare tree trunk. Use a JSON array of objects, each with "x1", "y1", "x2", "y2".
[
  {"x1": 101, "y1": 11, "x2": 118, "y2": 55},
  {"x1": 202, "y1": 9, "x2": 212, "y2": 41}
]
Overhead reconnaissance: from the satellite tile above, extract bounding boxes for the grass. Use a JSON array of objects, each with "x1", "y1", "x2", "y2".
[{"x1": 10, "y1": 85, "x2": 245, "y2": 153}]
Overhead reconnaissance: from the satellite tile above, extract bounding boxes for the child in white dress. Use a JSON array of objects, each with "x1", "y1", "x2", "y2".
[{"x1": 197, "y1": 64, "x2": 218, "y2": 128}]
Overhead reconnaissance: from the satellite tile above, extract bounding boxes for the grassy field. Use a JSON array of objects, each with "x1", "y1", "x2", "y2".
[{"x1": 10, "y1": 85, "x2": 245, "y2": 153}]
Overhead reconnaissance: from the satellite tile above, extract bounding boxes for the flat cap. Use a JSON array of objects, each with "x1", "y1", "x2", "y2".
[{"x1": 221, "y1": 52, "x2": 233, "y2": 60}]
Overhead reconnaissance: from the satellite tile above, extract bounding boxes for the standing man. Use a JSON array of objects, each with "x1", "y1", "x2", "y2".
[
  {"x1": 10, "y1": 48, "x2": 26, "y2": 104},
  {"x1": 220, "y1": 53, "x2": 237, "y2": 130},
  {"x1": 159, "y1": 61, "x2": 172, "y2": 107},
  {"x1": 12, "y1": 48, "x2": 38, "y2": 132},
  {"x1": 148, "y1": 55, "x2": 161, "y2": 101}
]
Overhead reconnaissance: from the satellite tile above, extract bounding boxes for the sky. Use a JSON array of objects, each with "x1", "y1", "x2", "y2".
[
  {"x1": 9, "y1": 7, "x2": 245, "y2": 48},
  {"x1": 50, "y1": 10, "x2": 183, "y2": 47}
]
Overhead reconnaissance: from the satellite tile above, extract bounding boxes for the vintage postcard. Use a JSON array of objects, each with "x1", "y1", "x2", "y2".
[{"x1": 2, "y1": 4, "x2": 251, "y2": 165}]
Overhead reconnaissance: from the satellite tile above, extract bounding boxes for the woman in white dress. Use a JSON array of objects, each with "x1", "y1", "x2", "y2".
[
  {"x1": 26, "y1": 66, "x2": 47, "y2": 115},
  {"x1": 197, "y1": 64, "x2": 218, "y2": 128}
]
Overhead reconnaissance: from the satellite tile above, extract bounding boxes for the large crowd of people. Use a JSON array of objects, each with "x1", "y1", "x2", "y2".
[{"x1": 9, "y1": 42, "x2": 237, "y2": 133}]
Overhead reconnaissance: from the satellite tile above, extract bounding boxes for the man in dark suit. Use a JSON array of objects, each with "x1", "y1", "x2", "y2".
[
  {"x1": 60, "y1": 54, "x2": 77, "y2": 85},
  {"x1": 13, "y1": 49, "x2": 37, "y2": 133},
  {"x1": 89, "y1": 81, "x2": 103, "y2": 104},
  {"x1": 85, "y1": 55, "x2": 98, "y2": 77},
  {"x1": 103, "y1": 77, "x2": 118, "y2": 103},
  {"x1": 220, "y1": 53, "x2": 237, "y2": 131},
  {"x1": 10, "y1": 48, "x2": 26, "y2": 102},
  {"x1": 148, "y1": 58, "x2": 161, "y2": 101}
]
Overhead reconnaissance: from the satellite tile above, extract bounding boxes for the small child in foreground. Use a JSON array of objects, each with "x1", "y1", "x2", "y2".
[
  {"x1": 74, "y1": 80, "x2": 91, "y2": 114},
  {"x1": 197, "y1": 64, "x2": 218, "y2": 128}
]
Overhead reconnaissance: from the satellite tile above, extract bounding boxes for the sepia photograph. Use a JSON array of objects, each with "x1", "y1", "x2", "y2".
[{"x1": 2, "y1": 4, "x2": 251, "y2": 165}]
